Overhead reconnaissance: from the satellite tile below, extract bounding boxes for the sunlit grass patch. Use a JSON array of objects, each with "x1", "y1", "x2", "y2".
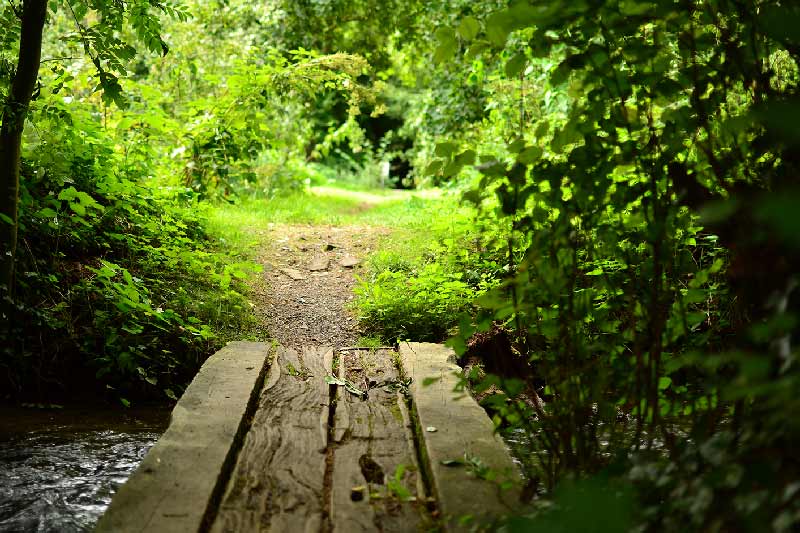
[{"x1": 205, "y1": 185, "x2": 460, "y2": 235}]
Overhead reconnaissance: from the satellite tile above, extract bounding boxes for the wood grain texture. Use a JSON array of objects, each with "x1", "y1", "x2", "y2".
[
  {"x1": 399, "y1": 342, "x2": 522, "y2": 531},
  {"x1": 210, "y1": 346, "x2": 333, "y2": 533},
  {"x1": 330, "y1": 349, "x2": 424, "y2": 533},
  {"x1": 96, "y1": 342, "x2": 271, "y2": 533}
]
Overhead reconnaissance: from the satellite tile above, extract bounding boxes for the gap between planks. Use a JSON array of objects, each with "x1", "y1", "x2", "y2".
[{"x1": 209, "y1": 346, "x2": 431, "y2": 533}]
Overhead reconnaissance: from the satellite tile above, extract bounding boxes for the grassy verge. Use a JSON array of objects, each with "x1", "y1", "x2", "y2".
[{"x1": 204, "y1": 184, "x2": 489, "y2": 345}]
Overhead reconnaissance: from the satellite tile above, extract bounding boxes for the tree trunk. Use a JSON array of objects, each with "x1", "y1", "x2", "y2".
[{"x1": 0, "y1": 0, "x2": 47, "y2": 309}]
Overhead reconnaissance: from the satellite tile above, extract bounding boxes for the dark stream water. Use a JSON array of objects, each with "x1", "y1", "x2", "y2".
[{"x1": 0, "y1": 406, "x2": 169, "y2": 532}]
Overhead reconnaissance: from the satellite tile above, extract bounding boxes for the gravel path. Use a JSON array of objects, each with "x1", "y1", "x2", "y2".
[{"x1": 250, "y1": 223, "x2": 389, "y2": 348}]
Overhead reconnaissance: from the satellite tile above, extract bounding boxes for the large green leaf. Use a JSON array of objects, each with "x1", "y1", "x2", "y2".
[{"x1": 457, "y1": 16, "x2": 480, "y2": 40}]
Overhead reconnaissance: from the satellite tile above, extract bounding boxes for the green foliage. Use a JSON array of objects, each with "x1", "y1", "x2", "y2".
[
  {"x1": 395, "y1": 0, "x2": 800, "y2": 530},
  {"x1": 353, "y1": 195, "x2": 503, "y2": 342},
  {"x1": 355, "y1": 264, "x2": 477, "y2": 342},
  {"x1": 2, "y1": 81, "x2": 256, "y2": 402},
  {"x1": 177, "y1": 49, "x2": 383, "y2": 198},
  {"x1": 1, "y1": 0, "x2": 797, "y2": 528}
]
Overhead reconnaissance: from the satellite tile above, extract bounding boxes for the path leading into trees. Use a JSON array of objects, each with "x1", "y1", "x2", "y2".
[
  {"x1": 253, "y1": 223, "x2": 388, "y2": 347},
  {"x1": 97, "y1": 191, "x2": 524, "y2": 532}
]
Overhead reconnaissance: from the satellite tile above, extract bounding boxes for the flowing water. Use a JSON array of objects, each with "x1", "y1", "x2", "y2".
[{"x1": 0, "y1": 406, "x2": 169, "y2": 532}]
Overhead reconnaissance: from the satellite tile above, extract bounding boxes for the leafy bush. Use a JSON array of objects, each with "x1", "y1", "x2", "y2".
[
  {"x1": 355, "y1": 264, "x2": 477, "y2": 341},
  {"x1": 1, "y1": 100, "x2": 256, "y2": 403},
  {"x1": 417, "y1": 1, "x2": 800, "y2": 531},
  {"x1": 354, "y1": 196, "x2": 504, "y2": 342}
]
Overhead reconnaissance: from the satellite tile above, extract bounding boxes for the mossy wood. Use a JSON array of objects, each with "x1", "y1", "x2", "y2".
[
  {"x1": 95, "y1": 341, "x2": 271, "y2": 533},
  {"x1": 98, "y1": 343, "x2": 522, "y2": 532},
  {"x1": 330, "y1": 348, "x2": 426, "y2": 532},
  {"x1": 211, "y1": 346, "x2": 333, "y2": 533},
  {"x1": 399, "y1": 342, "x2": 522, "y2": 531}
]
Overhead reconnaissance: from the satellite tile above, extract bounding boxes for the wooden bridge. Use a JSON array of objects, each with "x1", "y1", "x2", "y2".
[{"x1": 96, "y1": 342, "x2": 522, "y2": 532}]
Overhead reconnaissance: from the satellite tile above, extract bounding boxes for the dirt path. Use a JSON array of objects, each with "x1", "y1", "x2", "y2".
[{"x1": 250, "y1": 223, "x2": 390, "y2": 348}]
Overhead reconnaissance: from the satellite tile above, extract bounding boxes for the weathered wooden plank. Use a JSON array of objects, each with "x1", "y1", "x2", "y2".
[
  {"x1": 95, "y1": 341, "x2": 271, "y2": 533},
  {"x1": 210, "y1": 346, "x2": 333, "y2": 533},
  {"x1": 330, "y1": 348, "x2": 425, "y2": 533},
  {"x1": 399, "y1": 342, "x2": 522, "y2": 531}
]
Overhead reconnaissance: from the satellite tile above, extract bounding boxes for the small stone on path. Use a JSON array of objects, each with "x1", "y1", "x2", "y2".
[
  {"x1": 340, "y1": 256, "x2": 360, "y2": 268},
  {"x1": 281, "y1": 267, "x2": 307, "y2": 281},
  {"x1": 308, "y1": 256, "x2": 329, "y2": 271}
]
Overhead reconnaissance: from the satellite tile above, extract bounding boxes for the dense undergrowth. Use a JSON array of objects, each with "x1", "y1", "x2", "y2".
[{"x1": 3, "y1": 102, "x2": 257, "y2": 403}]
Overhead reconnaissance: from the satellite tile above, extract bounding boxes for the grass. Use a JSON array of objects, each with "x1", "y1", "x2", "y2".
[
  {"x1": 203, "y1": 185, "x2": 466, "y2": 251},
  {"x1": 355, "y1": 335, "x2": 387, "y2": 348},
  {"x1": 202, "y1": 182, "x2": 485, "y2": 345}
]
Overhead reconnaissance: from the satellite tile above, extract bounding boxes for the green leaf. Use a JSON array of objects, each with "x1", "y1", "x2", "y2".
[
  {"x1": 620, "y1": 1, "x2": 654, "y2": 16},
  {"x1": 457, "y1": 17, "x2": 480, "y2": 40},
  {"x1": 433, "y1": 42, "x2": 458, "y2": 64},
  {"x1": 69, "y1": 202, "x2": 86, "y2": 216},
  {"x1": 517, "y1": 146, "x2": 543, "y2": 164},
  {"x1": 433, "y1": 27, "x2": 458, "y2": 64},
  {"x1": 477, "y1": 160, "x2": 507, "y2": 177},
  {"x1": 505, "y1": 52, "x2": 527, "y2": 78},
  {"x1": 58, "y1": 186, "x2": 78, "y2": 201},
  {"x1": 344, "y1": 380, "x2": 366, "y2": 397},
  {"x1": 443, "y1": 160, "x2": 464, "y2": 178},
  {"x1": 485, "y1": 10, "x2": 513, "y2": 46},
  {"x1": 454, "y1": 149, "x2": 476, "y2": 166},
  {"x1": 466, "y1": 41, "x2": 490, "y2": 58},
  {"x1": 422, "y1": 376, "x2": 441, "y2": 386},
  {"x1": 424, "y1": 160, "x2": 444, "y2": 175},
  {"x1": 0, "y1": 213, "x2": 12, "y2": 225},
  {"x1": 507, "y1": 137, "x2": 526, "y2": 153},
  {"x1": 325, "y1": 375, "x2": 347, "y2": 386},
  {"x1": 434, "y1": 142, "x2": 458, "y2": 158},
  {"x1": 435, "y1": 27, "x2": 456, "y2": 44}
]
